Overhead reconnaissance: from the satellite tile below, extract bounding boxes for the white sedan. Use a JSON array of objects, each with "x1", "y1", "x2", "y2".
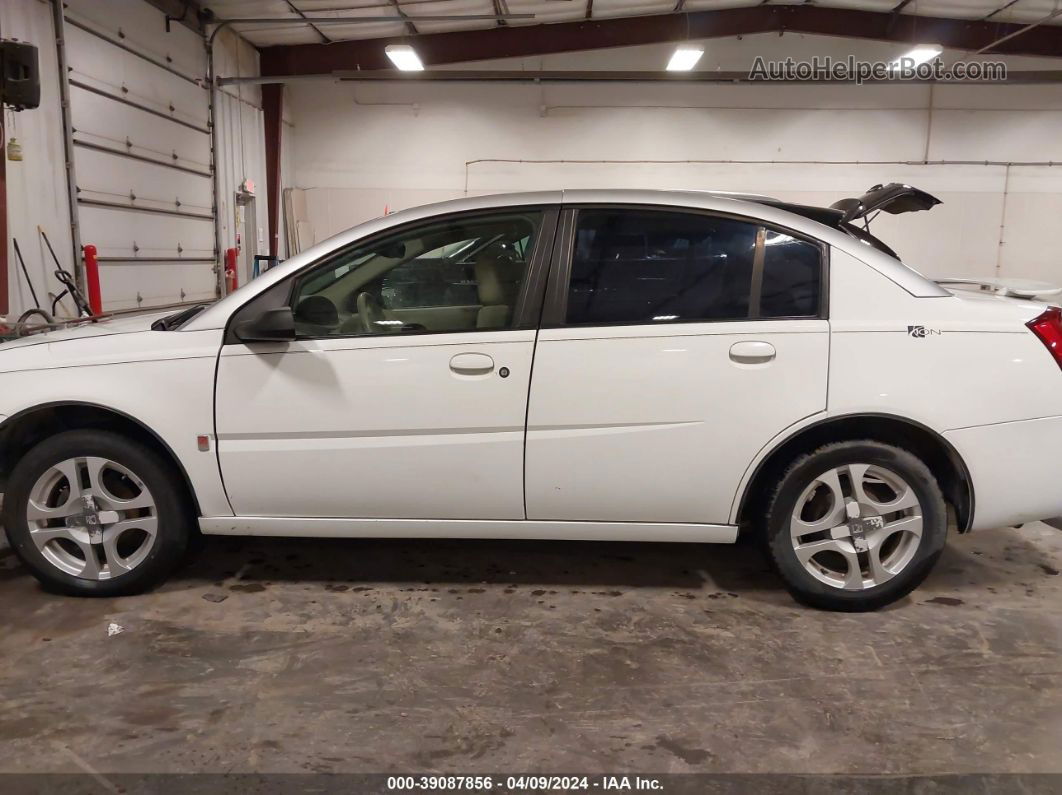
[{"x1": 2, "y1": 186, "x2": 1060, "y2": 611}]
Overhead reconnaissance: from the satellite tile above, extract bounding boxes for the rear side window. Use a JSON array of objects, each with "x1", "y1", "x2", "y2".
[
  {"x1": 566, "y1": 210, "x2": 758, "y2": 325},
  {"x1": 564, "y1": 209, "x2": 823, "y2": 325},
  {"x1": 760, "y1": 231, "x2": 822, "y2": 318}
]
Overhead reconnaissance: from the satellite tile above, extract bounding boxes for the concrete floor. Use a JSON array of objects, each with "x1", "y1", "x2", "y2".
[{"x1": 0, "y1": 522, "x2": 1059, "y2": 778}]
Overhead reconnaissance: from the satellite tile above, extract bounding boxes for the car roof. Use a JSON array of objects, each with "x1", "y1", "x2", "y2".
[{"x1": 183, "y1": 188, "x2": 946, "y2": 331}]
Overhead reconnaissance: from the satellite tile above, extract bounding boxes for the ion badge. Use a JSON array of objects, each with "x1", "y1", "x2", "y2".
[{"x1": 908, "y1": 325, "x2": 941, "y2": 338}]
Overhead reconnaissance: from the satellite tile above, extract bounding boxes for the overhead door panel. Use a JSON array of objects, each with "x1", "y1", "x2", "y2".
[{"x1": 63, "y1": 0, "x2": 217, "y2": 311}]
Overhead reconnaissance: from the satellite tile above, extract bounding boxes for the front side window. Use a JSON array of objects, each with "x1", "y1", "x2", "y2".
[
  {"x1": 565, "y1": 210, "x2": 759, "y2": 326},
  {"x1": 290, "y1": 210, "x2": 542, "y2": 337}
]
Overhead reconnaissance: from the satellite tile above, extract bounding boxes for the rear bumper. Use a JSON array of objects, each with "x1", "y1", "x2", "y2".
[{"x1": 945, "y1": 415, "x2": 1062, "y2": 531}]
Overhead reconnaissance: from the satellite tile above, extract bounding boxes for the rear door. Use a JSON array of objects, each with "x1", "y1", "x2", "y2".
[{"x1": 525, "y1": 205, "x2": 830, "y2": 524}]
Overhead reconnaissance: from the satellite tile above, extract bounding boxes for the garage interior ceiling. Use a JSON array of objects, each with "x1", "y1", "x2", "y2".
[{"x1": 202, "y1": 1, "x2": 1062, "y2": 47}]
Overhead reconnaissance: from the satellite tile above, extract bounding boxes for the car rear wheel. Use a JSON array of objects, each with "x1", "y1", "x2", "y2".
[
  {"x1": 763, "y1": 441, "x2": 948, "y2": 611},
  {"x1": 2, "y1": 430, "x2": 192, "y2": 596}
]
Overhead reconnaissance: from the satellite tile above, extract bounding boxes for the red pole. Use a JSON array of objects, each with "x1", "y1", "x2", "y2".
[
  {"x1": 224, "y1": 247, "x2": 239, "y2": 295},
  {"x1": 82, "y1": 244, "x2": 102, "y2": 315}
]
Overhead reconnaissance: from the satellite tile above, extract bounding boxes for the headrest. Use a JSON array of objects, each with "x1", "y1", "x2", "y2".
[{"x1": 475, "y1": 245, "x2": 521, "y2": 306}]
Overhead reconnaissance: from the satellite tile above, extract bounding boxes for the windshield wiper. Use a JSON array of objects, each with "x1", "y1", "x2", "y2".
[{"x1": 152, "y1": 304, "x2": 207, "y2": 331}]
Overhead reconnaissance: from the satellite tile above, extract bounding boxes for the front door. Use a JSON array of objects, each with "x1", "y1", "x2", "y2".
[
  {"x1": 525, "y1": 206, "x2": 830, "y2": 525},
  {"x1": 215, "y1": 207, "x2": 557, "y2": 519}
]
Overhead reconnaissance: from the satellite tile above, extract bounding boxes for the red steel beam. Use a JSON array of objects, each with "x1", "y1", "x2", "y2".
[
  {"x1": 262, "y1": 83, "x2": 284, "y2": 259},
  {"x1": 260, "y1": 6, "x2": 1062, "y2": 76}
]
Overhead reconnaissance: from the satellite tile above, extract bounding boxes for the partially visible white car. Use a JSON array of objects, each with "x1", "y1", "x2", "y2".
[{"x1": 1, "y1": 186, "x2": 1060, "y2": 610}]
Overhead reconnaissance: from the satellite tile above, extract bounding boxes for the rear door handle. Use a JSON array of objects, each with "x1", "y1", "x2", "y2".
[
  {"x1": 729, "y1": 341, "x2": 776, "y2": 364},
  {"x1": 450, "y1": 352, "x2": 495, "y2": 376}
]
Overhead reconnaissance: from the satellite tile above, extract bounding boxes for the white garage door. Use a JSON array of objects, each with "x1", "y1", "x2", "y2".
[{"x1": 63, "y1": 0, "x2": 217, "y2": 311}]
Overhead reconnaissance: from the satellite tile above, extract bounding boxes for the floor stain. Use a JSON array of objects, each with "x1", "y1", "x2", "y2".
[
  {"x1": 656, "y1": 735, "x2": 712, "y2": 765},
  {"x1": 229, "y1": 583, "x2": 267, "y2": 593}
]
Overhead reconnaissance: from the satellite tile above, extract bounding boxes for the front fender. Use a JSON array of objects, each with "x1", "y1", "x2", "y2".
[{"x1": 0, "y1": 329, "x2": 230, "y2": 516}]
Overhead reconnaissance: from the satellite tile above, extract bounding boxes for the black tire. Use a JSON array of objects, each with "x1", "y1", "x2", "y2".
[
  {"x1": 2, "y1": 430, "x2": 192, "y2": 596},
  {"x1": 762, "y1": 440, "x2": 948, "y2": 612}
]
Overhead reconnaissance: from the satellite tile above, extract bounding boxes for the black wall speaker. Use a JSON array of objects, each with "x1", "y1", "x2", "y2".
[{"x1": 0, "y1": 40, "x2": 41, "y2": 111}]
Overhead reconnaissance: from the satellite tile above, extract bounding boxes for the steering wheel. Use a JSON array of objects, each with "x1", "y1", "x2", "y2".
[{"x1": 356, "y1": 291, "x2": 387, "y2": 333}]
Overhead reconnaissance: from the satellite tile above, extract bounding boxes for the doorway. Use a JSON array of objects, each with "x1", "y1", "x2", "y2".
[{"x1": 234, "y1": 191, "x2": 257, "y2": 286}]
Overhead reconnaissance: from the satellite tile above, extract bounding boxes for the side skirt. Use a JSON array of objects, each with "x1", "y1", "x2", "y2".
[{"x1": 198, "y1": 517, "x2": 739, "y2": 544}]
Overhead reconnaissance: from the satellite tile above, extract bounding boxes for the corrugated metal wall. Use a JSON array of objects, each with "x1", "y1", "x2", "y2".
[{"x1": 62, "y1": 0, "x2": 218, "y2": 311}]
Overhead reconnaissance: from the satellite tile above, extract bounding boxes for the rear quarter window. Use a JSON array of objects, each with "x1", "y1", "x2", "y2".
[{"x1": 759, "y1": 231, "x2": 822, "y2": 318}]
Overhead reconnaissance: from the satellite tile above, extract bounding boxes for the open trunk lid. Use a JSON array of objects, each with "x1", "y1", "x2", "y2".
[{"x1": 830, "y1": 183, "x2": 942, "y2": 225}]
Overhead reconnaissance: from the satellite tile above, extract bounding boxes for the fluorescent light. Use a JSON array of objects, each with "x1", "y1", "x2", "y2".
[
  {"x1": 385, "y1": 44, "x2": 424, "y2": 71},
  {"x1": 893, "y1": 45, "x2": 942, "y2": 67},
  {"x1": 666, "y1": 46, "x2": 703, "y2": 72}
]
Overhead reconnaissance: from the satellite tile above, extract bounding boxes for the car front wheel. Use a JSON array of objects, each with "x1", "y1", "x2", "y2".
[
  {"x1": 763, "y1": 440, "x2": 948, "y2": 611},
  {"x1": 3, "y1": 430, "x2": 192, "y2": 596}
]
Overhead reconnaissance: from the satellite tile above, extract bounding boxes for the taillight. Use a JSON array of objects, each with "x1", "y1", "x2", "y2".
[{"x1": 1027, "y1": 306, "x2": 1062, "y2": 370}]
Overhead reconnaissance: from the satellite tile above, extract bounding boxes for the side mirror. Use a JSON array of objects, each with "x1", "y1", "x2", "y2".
[{"x1": 234, "y1": 306, "x2": 296, "y2": 343}]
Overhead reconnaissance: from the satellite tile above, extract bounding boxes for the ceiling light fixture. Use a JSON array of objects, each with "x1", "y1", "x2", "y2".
[
  {"x1": 666, "y1": 46, "x2": 704, "y2": 72},
  {"x1": 893, "y1": 45, "x2": 942, "y2": 67},
  {"x1": 385, "y1": 44, "x2": 424, "y2": 71}
]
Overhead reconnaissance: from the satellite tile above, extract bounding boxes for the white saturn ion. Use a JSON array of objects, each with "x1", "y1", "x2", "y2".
[{"x1": 2, "y1": 186, "x2": 1061, "y2": 611}]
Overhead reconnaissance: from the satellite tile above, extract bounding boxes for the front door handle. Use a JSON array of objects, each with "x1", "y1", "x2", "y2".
[
  {"x1": 729, "y1": 341, "x2": 776, "y2": 364},
  {"x1": 450, "y1": 352, "x2": 495, "y2": 376}
]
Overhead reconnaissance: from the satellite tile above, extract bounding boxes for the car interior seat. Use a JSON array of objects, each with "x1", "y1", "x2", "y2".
[{"x1": 475, "y1": 245, "x2": 523, "y2": 329}]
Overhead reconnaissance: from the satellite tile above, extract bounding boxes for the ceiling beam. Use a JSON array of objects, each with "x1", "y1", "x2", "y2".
[
  {"x1": 969, "y1": 7, "x2": 1062, "y2": 55},
  {"x1": 886, "y1": 0, "x2": 914, "y2": 33},
  {"x1": 259, "y1": 5, "x2": 1062, "y2": 76},
  {"x1": 387, "y1": 0, "x2": 419, "y2": 35},
  {"x1": 983, "y1": 1, "x2": 1022, "y2": 22},
  {"x1": 285, "y1": 0, "x2": 333, "y2": 43},
  {"x1": 493, "y1": 0, "x2": 509, "y2": 28},
  {"x1": 220, "y1": 68, "x2": 1062, "y2": 85}
]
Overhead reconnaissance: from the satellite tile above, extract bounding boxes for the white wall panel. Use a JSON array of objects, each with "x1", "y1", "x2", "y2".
[
  {"x1": 288, "y1": 35, "x2": 1062, "y2": 285},
  {"x1": 77, "y1": 205, "x2": 214, "y2": 262},
  {"x1": 74, "y1": 146, "x2": 213, "y2": 221},
  {"x1": 1, "y1": 0, "x2": 75, "y2": 322},
  {"x1": 64, "y1": 0, "x2": 215, "y2": 311},
  {"x1": 995, "y1": 168, "x2": 1062, "y2": 284},
  {"x1": 212, "y1": 29, "x2": 269, "y2": 287},
  {"x1": 69, "y1": 86, "x2": 212, "y2": 175},
  {"x1": 64, "y1": 0, "x2": 206, "y2": 79},
  {"x1": 95, "y1": 262, "x2": 216, "y2": 310},
  {"x1": 64, "y1": 25, "x2": 209, "y2": 129}
]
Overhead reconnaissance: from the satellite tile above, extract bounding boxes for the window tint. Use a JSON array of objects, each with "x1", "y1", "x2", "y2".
[
  {"x1": 566, "y1": 210, "x2": 757, "y2": 326},
  {"x1": 290, "y1": 211, "x2": 541, "y2": 337},
  {"x1": 759, "y1": 231, "x2": 821, "y2": 318}
]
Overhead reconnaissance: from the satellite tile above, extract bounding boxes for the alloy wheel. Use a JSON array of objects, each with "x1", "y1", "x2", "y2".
[
  {"x1": 790, "y1": 463, "x2": 923, "y2": 591},
  {"x1": 25, "y1": 456, "x2": 158, "y2": 580}
]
